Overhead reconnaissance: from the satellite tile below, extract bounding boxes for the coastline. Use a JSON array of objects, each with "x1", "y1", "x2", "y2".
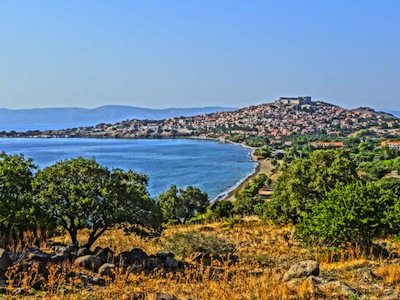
[{"x1": 217, "y1": 141, "x2": 274, "y2": 202}]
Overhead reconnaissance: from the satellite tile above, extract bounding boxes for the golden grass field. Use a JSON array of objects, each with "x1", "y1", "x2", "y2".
[{"x1": 4, "y1": 217, "x2": 400, "y2": 299}]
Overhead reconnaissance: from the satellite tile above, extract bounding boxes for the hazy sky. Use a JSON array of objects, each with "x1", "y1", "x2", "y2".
[{"x1": 1, "y1": 1, "x2": 399, "y2": 110}]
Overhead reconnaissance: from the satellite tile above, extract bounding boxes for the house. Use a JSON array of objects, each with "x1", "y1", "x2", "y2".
[
  {"x1": 311, "y1": 141, "x2": 345, "y2": 148},
  {"x1": 381, "y1": 140, "x2": 400, "y2": 150}
]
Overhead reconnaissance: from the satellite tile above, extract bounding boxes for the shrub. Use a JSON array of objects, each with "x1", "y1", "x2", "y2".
[
  {"x1": 295, "y1": 181, "x2": 393, "y2": 249},
  {"x1": 164, "y1": 231, "x2": 236, "y2": 261}
]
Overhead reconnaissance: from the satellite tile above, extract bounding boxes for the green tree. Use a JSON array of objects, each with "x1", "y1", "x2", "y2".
[
  {"x1": 0, "y1": 152, "x2": 45, "y2": 244},
  {"x1": 233, "y1": 174, "x2": 268, "y2": 215},
  {"x1": 33, "y1": 157, "x2": 162, "y2": 248},
  {"x1": 263, "y1": 149, "x2": 358, "y2": 224},
  {"x1": 158, "y1": 185, "x2": 209, "y2": 224},
  {"x1": 296, "y1": 181, "x2": 392, "y2": 249},
  {"x1": 209, "y1": 200, "x2": 234, "y2": 219}
]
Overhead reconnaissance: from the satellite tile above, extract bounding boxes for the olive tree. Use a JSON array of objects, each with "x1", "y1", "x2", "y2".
[
  {"x1": 33, "y1": 157, "x2": 162, "y2": 248},
  {"x1": 158, "y1": 185, "x2": 209, "y2": 224},
  {"x1": 0, "y1": 152, "x2": 44, "y2": 244}
]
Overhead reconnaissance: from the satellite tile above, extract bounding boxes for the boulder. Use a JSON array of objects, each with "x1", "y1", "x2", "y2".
[
  {"x1": 94, "y1": 247, "x2": 115, "y2": 264},
  {"x1": 98, "y1": 263, "x2": 115, "y2": 277},
  {"x1": 51, "y1": 244, "x2": 77, "y2": 258},
  {"x1": 165, "y1": 256, "x2": 179, "y2": 269},
  {"x1": 317, "y1": 279, "x2": 358, "y2": 297},
  {"x1": 130, "y1": 248, "x2": 148, "y2": 264},
  {"x1": 0, "y1": 248, "x2": 12, "y2": 276},
  {"x1": 74, "y1": 255, "x2": 102, "y2": 272},
  {"x1": 116, "y1": 251, "x2": 133, "y2": 266},
  {"x1": 80, "y1": 274, "x2": 105, "y2": 286},
  {"x1": 283, "y1": 260, "x2": 319, "y2": 282},
  {"x1": 77, "y1": 247, "x2": 92, "y2": 257},
  {"x1": 155, "y1": 293, "x2": 178, "y2": 300}
]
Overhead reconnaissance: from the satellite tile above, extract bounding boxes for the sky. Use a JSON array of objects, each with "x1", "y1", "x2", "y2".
[{"x1": 0, "y1": 1, "x2": 399, "y2": 110}]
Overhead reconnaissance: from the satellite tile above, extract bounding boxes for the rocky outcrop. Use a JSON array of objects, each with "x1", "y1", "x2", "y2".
[
  {"x1": 74, "y1": 255, "x2": 102, "y2": 272},
  {"x1": 283, "y1": 260, "x2": 320, "y2": 282}
]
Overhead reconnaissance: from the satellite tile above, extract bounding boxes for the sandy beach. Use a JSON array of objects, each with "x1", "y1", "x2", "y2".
[{"x1": 223, "y1": 144, "x2": 275, "y2": 201}]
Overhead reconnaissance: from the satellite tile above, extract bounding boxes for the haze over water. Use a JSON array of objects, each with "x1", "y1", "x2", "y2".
[{"x1": 0, "y1": 138, "x2": 256, "y2": 200}]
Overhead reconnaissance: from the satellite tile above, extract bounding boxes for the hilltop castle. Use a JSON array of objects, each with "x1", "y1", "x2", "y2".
[{"x1": 275, "y1": 96, "x2": 312, "y2": 105}]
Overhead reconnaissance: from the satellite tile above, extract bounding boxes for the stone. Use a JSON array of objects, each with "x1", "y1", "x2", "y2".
[
  {"x1": 356, "y1": 268, "x2": 382, "y2": 283},
  {"x1": 74, "y1": 255, "x2": 102, "y2": 272},
  {"x1": 51, "y1": 244, "x2": 76, "y2": 258},
  {"x1": 165, "y1": 256, "x2": 179, "y2": 269},
  {"x1": 94, "y1": 247, "x2": 115, "y2": 264},
  {"x1": 80, "y1": 274, "x2": 106, "y2": 286},
  {"x1": 130, "y1": 248, "x2": 148, "y2": 264},
  {"x1": 116, "y1": 251, "x2": 133, "y2": 265},
  {"x1": 98, "y1": 263, "x2": 115, "y2": 277},
  {"x1": 77, "y1": 247, "x2": 92, "y2": 257},
  {"x1": 0, "y1": 248, "x2": 12, "y2": 275},
  {"x1": 155, "y1": 293, "x2": 178, "y2": 300},
  {"x1": 317, "y1": 280, "x2": 358, "y2": 297},
  {"x1": 283, "y1": 260, "x2": 319, "y2": 282}
]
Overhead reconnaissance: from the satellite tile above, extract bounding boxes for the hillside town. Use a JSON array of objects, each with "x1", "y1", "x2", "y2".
[{"x1": 3, "y1": 97, "x2": 400, "y2": 142}]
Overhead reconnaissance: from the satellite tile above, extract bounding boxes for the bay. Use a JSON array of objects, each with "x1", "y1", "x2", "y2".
[{"x1": 0, "y1": 138, "x2": 256, "y2": 200}]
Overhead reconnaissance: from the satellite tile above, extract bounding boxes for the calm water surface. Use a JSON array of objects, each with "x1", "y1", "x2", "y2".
[{"x1": 0, "y1": 138, "x2": 256, "y2": 200}]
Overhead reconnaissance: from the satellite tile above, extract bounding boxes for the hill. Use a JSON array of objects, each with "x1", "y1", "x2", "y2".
[{"x1": 0, "y1": 105, "x2": 237, "y2": 131}]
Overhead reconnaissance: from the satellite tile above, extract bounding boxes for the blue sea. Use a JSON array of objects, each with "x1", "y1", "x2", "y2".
[{"x1": 0, "y1": 138, "x2": 256, "y2": 200}]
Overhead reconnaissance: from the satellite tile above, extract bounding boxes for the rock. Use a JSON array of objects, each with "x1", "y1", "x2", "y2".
[
  {"x1": 74, "y1": 255, "x2": 102, "y2": 272},
  {"x1": 155, "y1": 293, "x2": 178, "y2": 300},
  {"x1": 130, "y1": 248, "x2": 148, "y2": 264},
  {"x1": 122, "y1": 292, "x2": 145, "y2": 300},
  {"x1": 80, "y1": 274, "x2": 106, "y2": 286},
  {"x1": 317, "y1": 280, "x2": 358, "y2": 297},
  {"x1": 189, "y1": 252, "x2": 211, "y2": 265},
  {"x1": 51, "y1": 244, "x2": 76, "y2": 258},
  {"x1": 165, "y1": 256, "x2": 179, "y2": 269},
  {"x1": 356, "y1": 268, "x2": 382, "y2": 283},
  {"x1": 94, "y1": 247, "x2": 115, "y2": 264},
  {"x1": 98, "y1": 263, "x2": 115, "y2": 277},
  {"x1": 283, "y1": 260, "x2": 319, "y2": 282},
  {"x1": 0, "y1": 248, "x2": 12, "y2": 275},
  {"x1": 77, "y1": 247, "x2": 92, "y2": 257},
  {"x1": 147, "y1": 256, "x2": 163, "y2": 271},
  {"x1": 24, "y1": 247, "x2": 52, "y2": 263},
  {"x1": 116, "y1": 251, "x2": 133, "y2": 265}
]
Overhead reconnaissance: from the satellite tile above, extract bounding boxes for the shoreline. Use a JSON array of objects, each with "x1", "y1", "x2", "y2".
[{"x1": 217, "y1": 141, "x2": 274, "y2": 202}]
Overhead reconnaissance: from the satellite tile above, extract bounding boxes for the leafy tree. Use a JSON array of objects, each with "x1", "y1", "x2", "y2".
[
  {"x1": 233, "y1": 174, "x2": 268, "y2": 215},
  {"x1": 158, "y1": 185, "x2": 209, "y2": 224},
  {"x1": 296, "y1": 181, "x2": 393, "y2": 249},
  {"x1": 262, "y1": 149, "x2": 358, "y2": 224},
  {"x1": 0, "y1": 152, "x2": 45, "y2": 244},
  {"x1": 209, "y1": 200, "x2": 234, "y2": 219},
  {"x1": 33, "y1": 157, "x2": 162, "y2": 248}
]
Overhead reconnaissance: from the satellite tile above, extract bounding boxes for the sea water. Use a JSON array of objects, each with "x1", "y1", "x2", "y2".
[{"x1": 0, "y1": 138, "x2": 256, "y2": 200}]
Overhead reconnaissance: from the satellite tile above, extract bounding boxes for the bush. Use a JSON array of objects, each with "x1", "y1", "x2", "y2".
[
  {"x1": 295, "y1": 181, "x2": 393, "y2": 249},
  {"x1": 164, "y1": 231, "x2": 236, "y2": 261},
  {"x1": 209, "y1": 200, "x2": 234, "y2": 219}
]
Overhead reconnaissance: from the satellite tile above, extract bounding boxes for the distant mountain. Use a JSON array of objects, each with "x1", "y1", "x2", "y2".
[
  {"x1": 386, "y1": 110, "x2": 400, "y2": 118},
  {"x1": 376, "y1": 108, "x2": 400, "y2": 118},
  {"x1": 0, "y1": 105, "x2": 237, "y2": 131}
]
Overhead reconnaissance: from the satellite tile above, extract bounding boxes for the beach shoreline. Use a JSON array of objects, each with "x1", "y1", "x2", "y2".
[{"x1": 221, "y1": 141, "x2": 274, "y2": 201}]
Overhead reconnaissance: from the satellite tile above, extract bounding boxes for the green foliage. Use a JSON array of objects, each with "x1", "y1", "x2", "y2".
[
  {"x1": 209, "y1": 200, "x2": 234, "y2": 219},
  {"x1": 0, "y1": 152, "x2": 47, "y2": 241},
  {"x1": 33, "y1": 157, "x2": 162, "y2": 248},
  {"x1": 262, "y1": 149, "x2": 358, "y2": 224},
  {"x1": 164, "y1": 231, "x2": 236, "y2": 261},
  {"x1": 296, "y1": 181, "x2": 394, "y2": 249},
  {"x1": 225, "y1": 216, "x2": 243, "y2": 229},
  {"x1": 158, "y1": 185, "x2": 209, "y2": 224},
  {"x1": 233, "y1": 174, "x2": 269, "y2": 215}
]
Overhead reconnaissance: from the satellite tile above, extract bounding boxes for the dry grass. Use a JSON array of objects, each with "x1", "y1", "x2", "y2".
[{"x1": 4, "y1": 218, "x2": 400, "y2": 299}]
